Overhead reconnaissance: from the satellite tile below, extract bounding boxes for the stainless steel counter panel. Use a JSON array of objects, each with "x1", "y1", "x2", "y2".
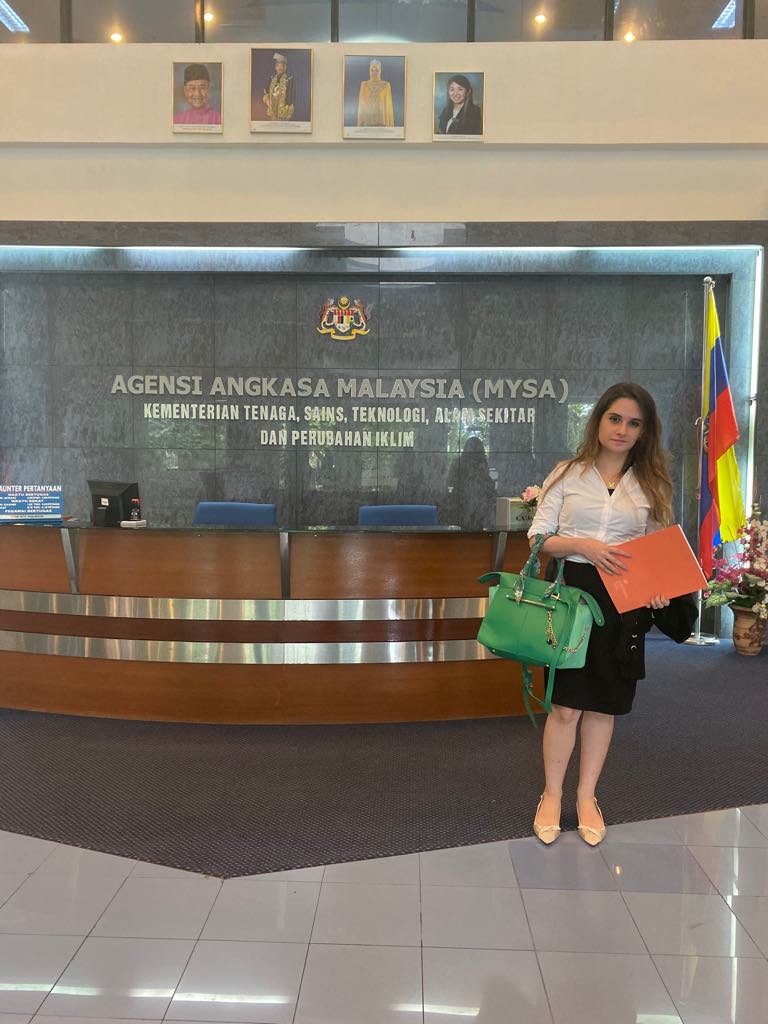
[
  {"x1": 0, "y1": 630, "x2": 492, "y2": 665},
  {"x1": 0, "y1": 590, "x2": 488, "y2": 622}
]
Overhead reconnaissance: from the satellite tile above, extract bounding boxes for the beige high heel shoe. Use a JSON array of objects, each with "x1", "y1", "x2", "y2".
[
  {"x1": 533, "y1": 794, "x2": 561, "y2": 845},
  {"x1": 577, "y1": 797, "x2": 606, "y2": 846}
]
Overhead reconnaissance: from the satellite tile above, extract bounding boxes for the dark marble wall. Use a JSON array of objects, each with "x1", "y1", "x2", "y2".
[{"x1": 1, "y1": 261, "x2": 730, "y2": 531}]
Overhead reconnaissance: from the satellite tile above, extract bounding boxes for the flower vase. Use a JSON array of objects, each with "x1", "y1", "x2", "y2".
[{"x1": 731, "y1": 607, "x2": 767, "y2": 656}]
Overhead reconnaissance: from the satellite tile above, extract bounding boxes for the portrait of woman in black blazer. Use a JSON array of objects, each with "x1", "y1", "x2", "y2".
[{"x1": 435, "y1": 73, "x2": 483, "y2": 137}]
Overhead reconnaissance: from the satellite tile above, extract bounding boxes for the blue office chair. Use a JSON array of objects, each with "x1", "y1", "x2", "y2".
[
  {"x1": 193, "y1": 501, "x2": 277, "y2": 526},
  {"x1": 357, "y1": 504, "x2": 439, "y2": 527}
]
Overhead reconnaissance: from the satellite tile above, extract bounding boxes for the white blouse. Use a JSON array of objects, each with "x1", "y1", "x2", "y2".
[{"x1": 527, "y1": 462, "x2": 660, "y2": 564}]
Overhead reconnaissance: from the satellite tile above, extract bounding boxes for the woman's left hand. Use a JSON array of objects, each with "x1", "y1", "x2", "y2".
[{"x1": 646, "y1": 594, "x2": 671, "y2": 610}]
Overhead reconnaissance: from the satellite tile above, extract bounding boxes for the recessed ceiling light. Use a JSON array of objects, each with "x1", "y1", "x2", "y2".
[
  {"x1": 110, "y1": 31, "x2": 123, "y2": 43},
  {"x1": 534, "y1": 13, "x2": 547, "y2": 25},
  {"x1": 204, "y1": 10, "x2": 214, "y2": 22}
]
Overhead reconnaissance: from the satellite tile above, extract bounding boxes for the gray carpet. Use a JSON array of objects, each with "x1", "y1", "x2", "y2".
[{"x1": 0, "y1": 636, "x2": 766, "y2": 878}]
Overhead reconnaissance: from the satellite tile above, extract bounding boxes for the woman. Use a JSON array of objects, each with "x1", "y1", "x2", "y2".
[
  {"x1": 357, "y1": 59, "x2": 394, "y2": 128},
  {"x1": 437, "y1": 74, "x2": 483, "y2": 136},
  {"x1": 527, "y1": 383, "x2": 673, "y2": 846}
]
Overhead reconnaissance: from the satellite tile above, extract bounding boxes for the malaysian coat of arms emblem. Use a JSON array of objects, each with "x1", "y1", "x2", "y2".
[{"x1": 317, "y1": 296, "x2": 370, "y2": 341}]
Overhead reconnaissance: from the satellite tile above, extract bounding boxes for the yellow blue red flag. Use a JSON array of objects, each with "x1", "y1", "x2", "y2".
[{"x1": 699, "y1": 285, "x2": 745, "y2": 577}]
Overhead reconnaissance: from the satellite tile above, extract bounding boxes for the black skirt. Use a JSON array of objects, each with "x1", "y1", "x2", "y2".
[{"x1": 550, "y1": 561, "x2": 638, "y2": 716}]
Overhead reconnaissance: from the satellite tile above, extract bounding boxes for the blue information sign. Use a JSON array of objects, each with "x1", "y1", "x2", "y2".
[{"x1": 0, "y1": 484, "x2": 64, "y2": 522}]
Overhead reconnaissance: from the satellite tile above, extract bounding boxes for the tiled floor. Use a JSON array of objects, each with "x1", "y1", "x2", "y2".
[{"x1": 2, "y1": 805, "x2": 768, "y2": 1023}]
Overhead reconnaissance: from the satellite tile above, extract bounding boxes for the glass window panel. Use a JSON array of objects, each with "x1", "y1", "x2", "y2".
[
  {"x1": 205, "y1": 1, "x2": 331, "y2": 42},
  {"x1": 72, "y1": 0, "x2": 195, "y2": 43},
  {"x1": 477, "y1": 1, "x2": 605, "y2": 42},
  {"x1": 340, "y1": 0, "x2": 468, "y2": 43},
  {"x1": 755, "y1": 0, "x2": 768, "y2": 37},
  {"x1": 614, "y1": 0, "x2": 743, "y2": 41},
  {"x1": 0, "y1": 0, "x2": 60, "y2": 42}
]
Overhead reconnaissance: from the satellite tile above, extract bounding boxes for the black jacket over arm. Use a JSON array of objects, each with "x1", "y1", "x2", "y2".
[{"x1": 614, "y1": 593, "x2": 699, "y2": 681}]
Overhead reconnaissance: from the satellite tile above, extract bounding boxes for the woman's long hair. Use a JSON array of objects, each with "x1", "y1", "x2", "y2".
[
  {"x1": 439, "y1": 74, "x2": 476, "y2": 132},
  {"x1": 544, "y1": 382, "x2": 674, "y2": 526}
]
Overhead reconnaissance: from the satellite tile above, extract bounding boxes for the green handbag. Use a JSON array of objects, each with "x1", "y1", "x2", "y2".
[{"x1": 477, "y1": 533, "x2": 605, "y2": 724}]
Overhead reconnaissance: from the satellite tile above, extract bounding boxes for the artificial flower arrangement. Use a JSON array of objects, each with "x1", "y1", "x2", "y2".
[
  {"x1": 521, "y1": 485, "x2": 541, "y2": 507},
  {"x1": 704, "y1": 514, "x2": 768, "y2": 621}
]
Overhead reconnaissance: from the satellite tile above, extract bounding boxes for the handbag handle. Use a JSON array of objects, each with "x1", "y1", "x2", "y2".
[{"x1": 518, "y1": 533, "x2": 565, "y2": 600}]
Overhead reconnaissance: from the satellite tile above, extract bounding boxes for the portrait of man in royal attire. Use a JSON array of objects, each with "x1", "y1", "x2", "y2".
[
  {"x1": 250, "y1": 48, "x2": 313, "y2": 134},
  {"x1": 263, "y1": 53, "x2": 294, "y2": 122}
]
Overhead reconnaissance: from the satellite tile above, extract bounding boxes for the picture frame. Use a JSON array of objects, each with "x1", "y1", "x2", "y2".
[
  {"x1": 343, "y1": 55, "x2": 406, "y2": 140},
  {"x1": 251, "y1": 48, "x2": 313, "y2": 133},
  {"x1": 432, "y1": 71, "x2": 485, "y2": 142},
  {"x1": 172, "y1": 61, "x2": 223, "y2": 134}
]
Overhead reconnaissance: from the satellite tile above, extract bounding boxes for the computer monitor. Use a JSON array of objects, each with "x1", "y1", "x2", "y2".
[{"x1": 88, "y1": 480, "x2": 140, "y2": 527}]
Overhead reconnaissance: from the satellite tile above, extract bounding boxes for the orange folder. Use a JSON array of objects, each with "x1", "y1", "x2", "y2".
[{"x1": 596, "y1": 524, "x2": 708, "y2": 613}]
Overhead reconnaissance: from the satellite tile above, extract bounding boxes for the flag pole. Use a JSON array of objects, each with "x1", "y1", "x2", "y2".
[{"x1": 686, "y1": 276, "x2": 719, "y2": 646}]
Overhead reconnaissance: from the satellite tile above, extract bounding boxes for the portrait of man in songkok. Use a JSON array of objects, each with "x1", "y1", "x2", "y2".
[
  {"x1": 343, "y1": 55, "x2": 406, "y2": 140},
  {"x1": 172, "y1": 61, "x2": 223, "y2": 134},
  {"x1": 250, "y1": 48, "x2": 313, "y2": 133}
]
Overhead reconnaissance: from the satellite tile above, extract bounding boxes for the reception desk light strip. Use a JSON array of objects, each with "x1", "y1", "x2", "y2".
[
  {"x1": 0, "y1": 630, "x2": 494, "y2": 665},
  {"x1": 0, "y1": 590, "x2": 488, "y2": 622}
]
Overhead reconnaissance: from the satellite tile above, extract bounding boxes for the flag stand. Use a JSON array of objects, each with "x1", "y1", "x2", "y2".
[
  {"x1": 688, "y1": 276, "x2": 720, "y2": 646},
  {"x1": 684, "y1": 591, "x2": 719, "y2": 646}
]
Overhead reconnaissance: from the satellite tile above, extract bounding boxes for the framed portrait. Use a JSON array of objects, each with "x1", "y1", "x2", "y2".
[
  {"x1": 172, "y1": 61, "x2": 223, "y2": 134},
  {"x1": 343, "y1": 56, "x2": 406, "y2": 140},
  {"x1": 251, "y1": 48, "x2": 312, "y2": 133},
  {"x1": 432, "y1": 72, "x2": 485, "y2": 142}
]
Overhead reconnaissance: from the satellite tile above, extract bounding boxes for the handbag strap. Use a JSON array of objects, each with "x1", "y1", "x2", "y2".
[{"x1": 519, "y1": 533, "x2": 566, "y2": 602}]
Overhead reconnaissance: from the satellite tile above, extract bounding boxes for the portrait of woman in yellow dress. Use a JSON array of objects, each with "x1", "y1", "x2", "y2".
[
  {"x1": 343, "y1": 55, "x2": 406, "y2": 139},
  {"x1": 357, "y1": 60, "x2": 394, "y2": 128}
]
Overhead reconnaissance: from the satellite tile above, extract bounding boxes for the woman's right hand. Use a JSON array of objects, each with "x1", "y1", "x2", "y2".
[{"x1": 577, "y1": 539, "x2": 632, "y2": 575}]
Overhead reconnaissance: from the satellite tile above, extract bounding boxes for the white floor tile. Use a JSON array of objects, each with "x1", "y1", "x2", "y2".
[
  {"x1": 670, "y1": 809, "x2": 768, "y2": 847},
  {"x1": 130, "y1": 863, "x2": 213, "y2": 880},
  {"x1": 600, "y1": 842, "x2": 716, "y2": 893},
  {"x1": 310, "y1": 882, "x2": 420, "y2": 946},
  {"x1": 522, "y1": 888, "x2": 646, "y2": 954},
  {"x1": 294, "y1": 944, "x2": 421, "y2": 1024},
  {"x1": 419, "y1": 841, "x2": 518, "y2": 887},
  {"x1": 653, "y1": 954, "x2": 768, "y2": 1024},
  {"x1": 32, "y1": 1019, "x2": 159, "y2": 1024},
  {"x1": 166, "y1": 940, "x2": 307, "y2": 1024},
  {"x1": 599, "y1": 818, "x2": 686, "y2": 844},
  {"x1": 726, "y1": 895, "x2": 768, "y2": 957},
  {"x1": 0, "y1": 874, "x2": 29, "y2": 906},
  {"x1": 323, "y1": 853, "x2": 419, "y2": 885},
  {"x1": 423, "y1": 947, "x2": 552, "y2": 1024},
  {"x1": 38, "y1": 936, "x2": 194, "y2": 1019},
  {"x1": 0, "y1": 935, "x2": 83, "y2": 1013},
  {"x1": 33, "y1": 847, "x2": 136, "y2": 880},
  {"x1": 91, "y1": 877, "x2": 221, "y2": 939},
  {"x1": 538, "y1": 951, "x2": 682, "y2": 1024},
  {"x1": 200, "y1": 878, "x2": 319, "y2": 943},
  {"x1": 34, "y1": 1019, "x2": 159, "y2": 1024},
  {"x1": 0, "y1": 874, "x2": 125, "y2": 936},
  {"x1": 249, "y1": 866, "x2": 324, "y2": 882},
  {"x1": 689, "y1": 845, "x2": 768, "y2": 896},
  {"x1": 623, "y1": 892, "x2": 763, "y2": 957},
  {"x1": 741, "y1": 804, "x2": 768, "y2": 838},
  {"x1": 509, "y1": 833, "x2": 617, "y2": 890},
  {"x1": 0, "y1": 835, "x2": 56, "y2": 875},
  {"x1": 421, "y1": 884, "x2": 533, "y2": 950}
]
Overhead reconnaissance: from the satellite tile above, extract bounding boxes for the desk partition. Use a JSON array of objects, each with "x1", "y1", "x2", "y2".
[{"x1": 0, "y1": 525, "x2": 540, "y2": 724}]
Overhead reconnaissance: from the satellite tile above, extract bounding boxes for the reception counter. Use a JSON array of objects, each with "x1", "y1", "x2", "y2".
[{"x1": 0, "y1": 525, "x2": 542, "y2": 724}]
